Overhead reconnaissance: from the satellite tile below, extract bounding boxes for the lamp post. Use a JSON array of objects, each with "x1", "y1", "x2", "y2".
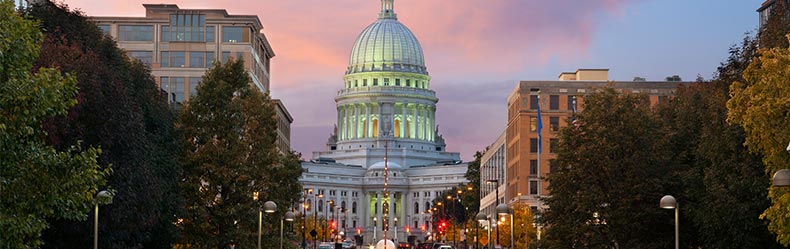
[
  {"x1": 283, "y1": 211, "x2": 295, "y2": 249},
  {"x1": 496, "y1": 204, "x2": 514, "y2": 249},
  {"x1": 486, "y1": 179, "x2": 500, "y2": 247},
  {"x1": 326, "y1": 200, "x2": 334, "y2": 242},
  {"x1": 94, "y1": 190, "x2": 113, "y2": 249},
  {"x1": 302, "y1": 188, "x2": 313, "y2": 249},
  {"x1": 475, "y1": 213, "x2": 487, "y2": 249},
  {"x1": 373, "y1": 217, "x2": 378, "y2": 244},
  {"x1": 660, "y1": 195, "x2": 679, "y2": 249},
  {"x1": 394, "y1": 217, "x2": 398, "y2": 244},
  {"x1": 316, "y1": 193, "x2": 323, "y2": 249},
  {"x1": 262, "y1": 200, "x2": 278, "y2": 249}
]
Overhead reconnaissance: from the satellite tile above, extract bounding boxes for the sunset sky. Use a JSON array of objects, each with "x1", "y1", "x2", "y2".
[{"x1": 61, "y1": 0, "x2": 760, "y2": 161}]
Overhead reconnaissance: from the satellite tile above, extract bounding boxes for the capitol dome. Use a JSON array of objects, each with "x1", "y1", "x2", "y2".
[{"x1": 346, "y1": 0, "x2": 427, "y2": 75}]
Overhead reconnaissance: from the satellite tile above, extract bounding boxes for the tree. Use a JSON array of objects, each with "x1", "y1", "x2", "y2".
[
  {"x1": 0, "y1": 1, "x2": 108, "y2": 247},
  {"x1": 728, "y1": 38, "x2": 790, "y2": 246},
  {"x1": 542, "y1": 87, "x2": 673, "y2": 249},
  {"x1": 178, "y1": 58, "x2": 302, "y2": 248},
  {"x1": 496, "y1": 202, "x2": 535, "y2": 249},
  {"x1": 25, "y1": 2, "x2": 183, "y2": 247}
]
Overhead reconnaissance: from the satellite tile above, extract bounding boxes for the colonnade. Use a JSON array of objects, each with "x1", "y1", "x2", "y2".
[{"x1": 337, "y1": 102, "x2": 434, "y2": 141}]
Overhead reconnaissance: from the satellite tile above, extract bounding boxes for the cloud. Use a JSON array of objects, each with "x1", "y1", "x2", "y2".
[{"x1": 62, "y1": 0, "x2": 637, "y2": 160}]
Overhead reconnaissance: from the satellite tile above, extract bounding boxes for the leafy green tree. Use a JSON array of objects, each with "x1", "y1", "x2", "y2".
[
  {"x1": 496, "y1": 202, "x2": 535, "y2": 249},
  {"x1": 24, "y1": 2, "x2": 183, "y2": 248},
  {"x1": 178, "y1": 58, "x2": 302, "y2": 248},
  {"x1": 542, "y1": 87, "x2": 672, "y2": 249},
  {"x1": 728, "y1": 38, "x2": 790, "y2": 246},
  {"x1": 0, "y1": 1, "x2": 108, "y2": 247}
]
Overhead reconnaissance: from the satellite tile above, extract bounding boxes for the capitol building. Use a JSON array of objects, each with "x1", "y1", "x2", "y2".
[{"x1": 299, "y1": 0, "x2": 468, "y2": 245}]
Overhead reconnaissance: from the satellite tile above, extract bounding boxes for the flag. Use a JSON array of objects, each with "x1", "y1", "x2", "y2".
[{"x1": 537, "y1": 97, "x2": 543, "y2": 154}]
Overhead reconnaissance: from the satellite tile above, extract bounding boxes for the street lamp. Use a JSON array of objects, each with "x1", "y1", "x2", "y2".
[
  {"x1": 94, "y1": 190, "x2": 113, "y2": 249},
  {"x1": 302, "y1": 188, "x2": 313, "y2": 249},
  {"x1": 486, "y1": 179, "x2": 500, "y2": 246},
  {"x1": 282, "y1": 211, "x2": 295, "y2": 249},
  {"x1": 774, "y1": 169, "x2": 790, "y2": 187},
  {"x1": 373, "y1": 217, "x2": 378, "y2": 243},
  {"x1": 262, "y1": 200, "x2": 278, "y2": 249},
  {"x1": 476, "y1": 213, "x2": 488, "y2": 249},
  {"x1": 660, "y1": 195, "x2": 679, "y2": 249},
  {"x1": 496, "y1": 204, "x2": 514, "y2": 249}
]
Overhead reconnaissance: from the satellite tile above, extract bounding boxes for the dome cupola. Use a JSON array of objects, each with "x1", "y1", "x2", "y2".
[{"x1": 346, "y1": 0, "x2": 427, "y2": 75}]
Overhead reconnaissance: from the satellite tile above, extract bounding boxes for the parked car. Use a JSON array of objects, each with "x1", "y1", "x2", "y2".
[{"x1": 318, "y1": 242, "x2": 333, "y2": 249}]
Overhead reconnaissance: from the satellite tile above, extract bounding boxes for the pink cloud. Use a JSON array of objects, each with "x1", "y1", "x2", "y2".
[{"x1": 60, "y1": 0, "x2": 636, "y2": 160}]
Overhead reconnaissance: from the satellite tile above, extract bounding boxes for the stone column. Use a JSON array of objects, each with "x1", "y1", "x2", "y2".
[
  {"x1": 400, "y1": 103, "x2": 406, "y2": 138},
  {"x1": 376, "y1": 191, "x2": 382, "y2": 229},
  {"x1": 411, "y1": 103, "x2": 417, "y2": 139},
  {"x1": 352, "y1": 104, "x2": 358, "y2": 140},
  {"x1": 338, "y1": 105, "x2": 344, "y2": 141},
  {"x1": 365, "y1": 104, "x2": 371, "y2": 138}
]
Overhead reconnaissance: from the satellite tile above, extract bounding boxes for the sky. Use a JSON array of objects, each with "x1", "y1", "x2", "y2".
[{"x1": 61, "y1": 0, "x2": 760, "y2": 161}]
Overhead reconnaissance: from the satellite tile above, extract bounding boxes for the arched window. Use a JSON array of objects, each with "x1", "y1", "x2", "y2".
[
  {"x1": 352, "y1": 202, "x2": 357, "y2": 214},
  {"x1": 425, "y1": 202, "x2": 430, "y2": 211},
  {"x1": 306, "y1": 199, "x2": 312, "y2": 211},
  {"x1": 414, "y1": 202, "x2": 419, "y2": 214},
  {"x1": 341, "y1": 201, "x2": 347, "y2": 212},
  {"x1": 318, "y1": 200, "x2": 324, "y2": 212}
]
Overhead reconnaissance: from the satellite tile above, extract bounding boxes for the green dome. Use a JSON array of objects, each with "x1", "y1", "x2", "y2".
[{"x1": 346, "y1": 1, "x2": 427, "y2": 75}]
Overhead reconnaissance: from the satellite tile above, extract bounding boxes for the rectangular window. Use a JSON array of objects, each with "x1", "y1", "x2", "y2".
[
  {"x1": 168, "y1": 51, "x2": 185, "y2": 67},
  {"x1": 160, "y1": 76, "x2": 169, "y2": 94},
  {"x1": 363, "y1": 79, "x2": 368, "y2": 86},
  {"x1": 206, "y1": 51, "x2": 215, "y2": 66},
  {"x1": 160, "y1": 25, "x2": 169, "y2": 42},
  {"x1": 236, "y1": 52, "x2": 244, "y2": 62},
  {"x1": 530, "y1": 138, "x2": 539, "y2": 153},
  {"x1": 160, "y1": 52, "x2": 169, "y2": 67},
  {"x1": 221, "y1": 51, "x2": 231, "y2": 63},
  {"x1": 118, "y1": 25, "x2": 153, "y2": 41},
  {"x1": 395, "y1": 79, "x2": 400, "y2": 86},
  {"x1": 206, "y1": 26, "x2": 215, "y2": 42},
  {"x1": 550, "y1": 95, "x2": 559, "y2": 110},
  {"x1": 567, "y1": 95, "x2": 577, "y2": 111},
  {"x1": 222, "y1": 26, "x2": 244, "y2": 42},
  {"x1": 128, "y1": 51, "x2": 152, "y2": 65},
  {"x1": 161, "y1": 77, "x2": 185, "y2": 104},
  {"x1": 189, "y1": 77, "x2": 201, "y2": 97},
  {"x1": 550, "y1": 138, "x2": 558, "y2": 153},
  {"x1": 168, "y1": 14, "x2": 207, "y2": 42},
  {"x1": 530, "y1": 181, "x2": 538, "y2": 195},
  {"x1": 373, "y1": 79, "x2": 378, "y2": 86},
  {"x1": 383, "y1": 78, "x2": 390, "y2": 86},
  {"x1": 530, "y1": 116, "x2": 537, "y2": 132},
  {"x1": 189, "y1": 52, "x2": 205, "y2": 68},
  {"x1": 98, "y1": 24, "x2": 110, "y2": 35},
  {"x1": 549, "y1": 159, "x2": 558, "y2": 173},
  {"x1": 530, "y1": 160, "x2": 538, "y2": 176},
  {"x1": 406, "y1": 79, "x2": 411, "y2": 87},
  {"x1": 530, "y1": 95, "x2": 539, "y2": 110},
  {"x1": 549, "y1": 117, "x2": 559, "y2": 132}
]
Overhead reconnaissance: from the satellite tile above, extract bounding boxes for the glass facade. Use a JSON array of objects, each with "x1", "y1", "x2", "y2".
[
  {"x1": 118, "y1": 25, "x2": 153, "y2": 41},
  {"x1": 222, "y1": 26, "x2": 244, "y2": 43},
  {"x1": 129, "y1": 51, "x2": 152, "y2": 65}
]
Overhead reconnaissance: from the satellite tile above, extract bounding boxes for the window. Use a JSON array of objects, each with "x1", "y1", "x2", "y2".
[
  {"x1": 189, "y1": 78, "x2": 201, "y2": 97},
  {"x1": 189, "y1": 52, "x2": 205, "y2": 68},
  {"x1": 221, "y1": 51, "x2": 231, "y2": 63},
  {"x1": 530, "y1": 160, "x2": 538, "y2": 176},
  {"x1": 161, "y1": 26, "x2": 170, "y2": 42},
  {"x1": 530, "y1": 138, "x2": 539, "y2": 153},
  {"x1": 414, "y1": 202, "x2": 419, "y2": 214},
  {"x1": 373, "y1": 78, "x2": 378, "y2": 86},
  {"x1": 118, "y1": 25, "x2": 153, "y2": 41},
  {"x1": 549, "y1": 95, "x2": 559, "y2": 110},
  {"x1": 384, "y1": 78, "x2": 390, "y2": 86},
  {"x1": 425, "y1": 202, "x2": 430, "y2": 210},
  {"x1": 128, "y1": 51, "x2": 152, "y2": 65},
  {"x1": 352, "y1": 202, "x2": 357, "y2": 213},
  {"x1": 549, "y1": 117, "x2": 559, "y2": 132},
  {"x1": 162, "y1": 51, "x2": 185, "y2": 67},
  {"x1": 363, "y1": 79, "x2": 368, "y2": 86},
  {"x1": 168, "y1": 14, "x2": 206, "y2": 42},
  {"x1": 206, "y1": 26, "x2": 215, "y2": 42},
  {"x1": 550, "y1": 138, "x2": 558, "y2": 153},
  {"x1": 353, "y1": 220, "x2": 357, "y2": 228},
  {"x1": 395, "y1": 79, "x2": 400, "y2": 86},
  {"x1": 97, "y1": 24, "x2": 110, "y2": 35},
  {"x1": 530, "y1": 181, "x2": 538, "y2": 195},
  {"x1": 530, "y1": 95, "x2": 539, "y2": 110},
  {"x1": 549, "y1": 159, "x2": 558, "y2": 173},
  {"x1": 160, "y1": 77, "x2": 185, "y2": 104},
  {"x1": 530, "y1": 116, "x2": 537, "y2": 132},
  {"x1": 567, "y1": 95, "x2": 577, "y2": 111},
  {"x1": 222, "y1": 26, "x2": 246, "y2": 43},
  {"x1": 406, "y1": 79, "x2": 411, "y2": 87},
  {"x1": 236, "y1": 52, "x2": 244, "y2": 62},
  {"x1": 318, "y1": 200, "x2": 323, "y2": 212}
]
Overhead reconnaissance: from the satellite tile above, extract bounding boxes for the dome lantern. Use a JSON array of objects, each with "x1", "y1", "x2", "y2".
[{"x1": 379, "y1": 0, "x2": 397, "y2": 19}]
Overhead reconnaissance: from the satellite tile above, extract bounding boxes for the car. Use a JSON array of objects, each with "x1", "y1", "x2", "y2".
[
  {"x1": 437, "y1": 246, "x2": 454, "y2": 249},
  {"x1": 318, "y1": 242, "x2": 333, "y2": 249}
]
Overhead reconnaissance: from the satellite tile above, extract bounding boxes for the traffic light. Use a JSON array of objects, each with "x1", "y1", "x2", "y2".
[
  {"x1": 356, "y1": 228, "x2": 362, "y2": 235},
  {"x1": 330, "y1": 221, "x2": 336, "y2": 228}
]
